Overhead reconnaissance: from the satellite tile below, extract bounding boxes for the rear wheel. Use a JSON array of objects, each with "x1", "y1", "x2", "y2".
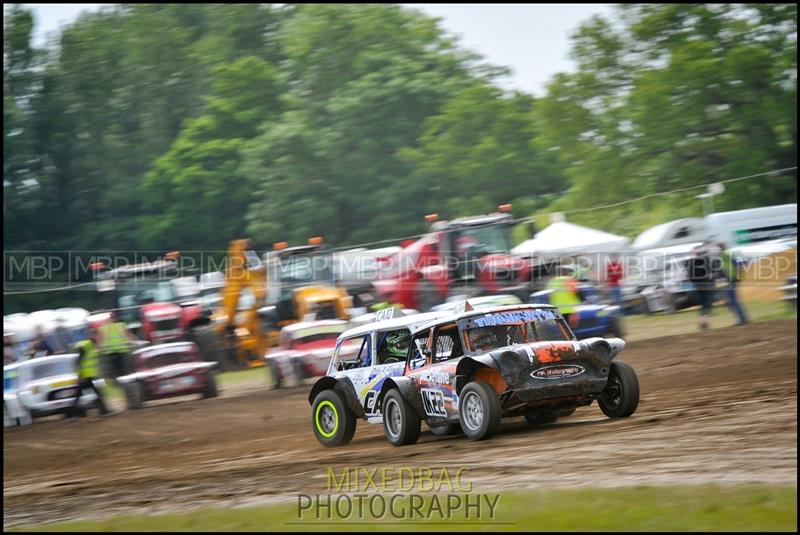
[
  {"x1": 598, "y1": 361, "x2": 639, "y2": 417},
  {"x1": 607, "y1": 316, "x2": 623, "y2": 338},
  {"x1": 311, "y1": 389, "x2": 357, "y2": 447},
  {"x1": 124, "y1": 382, "x2": 145, "y2": 410},
  {"x1": 382, "y1": 389, "x2": 421, "y2": 446},
  {"x1": 203, "y1": 374, "x2": 218, "y2": 399},
  {"x1": 190, "y1": 326, "x2": 229, "y2": 372},
  {"x1": 459, "y1": 381, "x2": 501, "y2": 441}
]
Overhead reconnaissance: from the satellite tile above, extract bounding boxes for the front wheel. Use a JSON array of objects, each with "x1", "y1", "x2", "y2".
[
  {"x1": 382, "y1": 389, "x2": 421, "y2": 446},
  {"x1": 598, "y1": 361, "x2": 639, "y2": 417},
  {"x1": 124, "y1": 382, "x2": 145, "y2": 410},
  {"x1": 458, "y1": 381, "x2": 501, "y2": 441},
  {"x1": 311, "y1": 389, "x2": 357, "y2": 447}
]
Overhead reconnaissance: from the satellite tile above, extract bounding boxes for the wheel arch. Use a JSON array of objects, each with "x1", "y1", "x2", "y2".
[
  {"x1": 376, "y1": 376, "x2": 425, "y2": 420},
  {"x1": 308, "y1": 376, "x2": 366, "y2": 419}
]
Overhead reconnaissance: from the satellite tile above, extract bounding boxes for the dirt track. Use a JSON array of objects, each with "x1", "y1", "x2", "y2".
[{"x1": 4, "y1": 319, "x2": 797, "y2": 528}]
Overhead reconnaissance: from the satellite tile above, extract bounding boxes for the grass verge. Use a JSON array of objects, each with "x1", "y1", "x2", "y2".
[{"x1": 11, "y1": 485, "x2": 797, "y2": 532}]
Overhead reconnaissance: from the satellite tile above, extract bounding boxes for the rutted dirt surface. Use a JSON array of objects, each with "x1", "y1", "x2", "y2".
[{"x1": 4, "y1": 320, "x2": 797, "y2": 528}]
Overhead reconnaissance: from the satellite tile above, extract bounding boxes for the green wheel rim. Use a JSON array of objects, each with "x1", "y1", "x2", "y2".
[{"x1": 315, "y1": 400, "x2": 339, "y2": 438}]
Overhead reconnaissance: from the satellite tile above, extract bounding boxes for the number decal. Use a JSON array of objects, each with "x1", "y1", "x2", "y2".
[{"x1": 421, "y1": 388, "x2": 447, "y2": 417}]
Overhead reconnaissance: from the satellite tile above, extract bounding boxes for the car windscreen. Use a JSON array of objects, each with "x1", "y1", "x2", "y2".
[
  {"x1": 146, "y1": 352, "x2": 195, "y2": 369},
  {"x1": 31, "y1": 360, "x2": 75, "y2": 380},
  {"x1": 460, "y1": 309, "x2": 573, "y2": 353}
]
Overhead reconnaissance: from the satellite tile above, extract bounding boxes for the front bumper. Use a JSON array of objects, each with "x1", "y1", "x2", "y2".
[{"x1": 495, "y1": 343, "x2": 615, "y2": 402}]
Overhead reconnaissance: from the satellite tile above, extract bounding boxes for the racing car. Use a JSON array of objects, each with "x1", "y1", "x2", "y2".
[
  {"x1": 116, "y1": 342, "x2": 218, "y2": 409},
  {"x1": 266, "y1": 319, "x2": 351, "y2": 388},
  {"x1": 308, "y1": 309, "x2": 447, "y2": 446},
  {"x1": 3, "y1": 354, "x2": 106, "y2": 425},
  {"x1": 530, "y1": 286, "x2": 623, "y2": 338},
  {"x1": 375, "y1": 303, "x2": 638, "y2": 446}
]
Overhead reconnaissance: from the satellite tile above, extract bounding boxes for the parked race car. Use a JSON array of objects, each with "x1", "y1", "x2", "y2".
[
  {"x1": 308, "y1": 309, "x2": 447, "y2": 446},
  {"x1": 116, "y1": 342, "x2": 218, "y2": 409},
  {"x1": 3, "y1": 354, "x2": 106, "y2": 425},
  {"x1": 266, "y1": 320, "x2": 351, "y2": 388},
  {"x1": 529, "y1": 287, "x2": 623, "y2": 339},
  {"x1": 375, "y1": 303, "x2": 638, "y2": 446}
]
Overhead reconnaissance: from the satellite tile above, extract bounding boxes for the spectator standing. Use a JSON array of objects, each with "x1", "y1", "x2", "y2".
[
  {"x1": 605, "y1": 254, "x2": 625, "y2": 311},
  {"x1": 717, "y1": 242, "x2": 749, "y2": 326},
  {"x1": 686, "y1": 244, "x2": 715, "y2": 331}
]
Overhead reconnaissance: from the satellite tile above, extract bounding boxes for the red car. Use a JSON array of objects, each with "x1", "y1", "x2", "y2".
[
  {"x1": 265, "y1": 320, "x2": 351, "y2": 388},
  {"x1": 116, "y1": 342, "x2": 218, "y2": 409}
]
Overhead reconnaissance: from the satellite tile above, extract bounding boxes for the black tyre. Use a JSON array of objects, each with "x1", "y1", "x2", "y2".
[
  {"x1": 382, "y1": 389, "x2": 421, "y2": 446},
  {"x1": 267, "y1": 359, "x2": 282, "y2": 390},
  {"x1": 191, "y1": 326, "x2": 229, "y2": 372},
  {"x1": 598, "y1": 360, "x2": 639, "y2": 418},
  {"x1": 428, "y1": 421, "x2": 461, "y2": 437},
  {"x1": 524, "y1": 411, "x2": 558, "y2": 426},
  {"x1": 458, "y1": 381, "x2": 501, "y2": 441},
  {"x1": 417, "y1": 280, "x2": 439, "y2": 312},
  {"x1": 607, "y1": 316, "x2": 624, "y2": 338},
  {"x1": 124, "y1": 382, "x2": 145, "y2": 410},
  {"x1": 311, "y1": 389, "x2": 357, "y2": 447},
  {"x1": 203, "y1": 374, "x2": 218, "y2": 399}
]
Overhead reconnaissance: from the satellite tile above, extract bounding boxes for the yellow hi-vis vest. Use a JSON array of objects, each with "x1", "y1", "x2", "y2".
[
  {"x1": 74, "y1": 339, "x2": 100, "y2": 379},
  {"x1": 99, "y1": 322, "x2": 129, "y2": 354},
  {"x1": 546, "y1": 276, "x2": 581, "y2": 315}
]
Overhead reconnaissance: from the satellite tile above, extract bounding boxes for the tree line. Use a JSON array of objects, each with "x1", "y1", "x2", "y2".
[{"x1": 4, "y1": 3, "x2": 796, "y2": 256}]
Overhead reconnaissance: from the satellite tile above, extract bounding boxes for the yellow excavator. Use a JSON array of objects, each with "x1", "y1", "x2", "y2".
[
  {"x1": 190, "y1": 239, "x2": 268, "y2": 371},
  {"x1": 191, "y1": 237, "x2": 353, "y2": 372}
]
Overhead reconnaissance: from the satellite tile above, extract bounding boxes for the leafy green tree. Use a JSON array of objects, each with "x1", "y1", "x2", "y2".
[
  {"x1": 402, "y1": 83, "x2": 565, "y2": 217},
  {"x1": 243, "y1": 4, "x2": 498, "y2": 246},
  {"x1": 142, "y1": 56, "x2": 284, "y2": 250},
  {"x1": 535, "y1": 4, "x2": 796, "y2": 235}
]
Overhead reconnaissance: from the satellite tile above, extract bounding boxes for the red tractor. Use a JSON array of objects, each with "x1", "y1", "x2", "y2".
[
  {"x1": 91, "y1": 253, "x2": 206, "y2": 344},
  {"x1": 371, "y1": 205, "x2": 553, "y2": 311}
]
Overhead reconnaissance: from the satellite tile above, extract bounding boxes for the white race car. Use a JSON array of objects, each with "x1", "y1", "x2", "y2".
[
  {"x1": 308, "y1": 309, "x2": 447, "y2": 446},
  {"x1": 3, "y1": 354, "x2": 105, "y2": 426}
]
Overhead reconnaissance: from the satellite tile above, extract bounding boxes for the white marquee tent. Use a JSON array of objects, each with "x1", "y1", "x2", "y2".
[{"x1": 512, "y1": 221, "x2": 630, "y2": 256}]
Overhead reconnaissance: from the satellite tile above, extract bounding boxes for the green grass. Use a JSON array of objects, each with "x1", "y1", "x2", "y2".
[
  {"x1": 11, "y1": 485, "x2": 797, "y2": 532},
  {"x1": 621, "y1": 299, "x2": 796, "y2": 342}
]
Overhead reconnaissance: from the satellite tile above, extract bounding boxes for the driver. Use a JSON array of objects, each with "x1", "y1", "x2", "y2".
[
  {"x1": 382, "y1": 330, "x2": 409, "y2": 363},
  {"x1": 469, "y1": 330, "x2": 498, "y2": 353}
]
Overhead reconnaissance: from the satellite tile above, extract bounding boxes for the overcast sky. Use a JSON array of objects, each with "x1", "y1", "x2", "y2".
[{"x1": 21, "y1": 3, "x2": 614, "y2": 96}]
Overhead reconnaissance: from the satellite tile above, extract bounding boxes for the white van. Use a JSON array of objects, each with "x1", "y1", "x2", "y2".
[
  {"x1": 705, "y1": 203, "x2": 796, "y2": 247},
  {"x1": 631, "y1": 218, "x2": 706, "y2": 251}
]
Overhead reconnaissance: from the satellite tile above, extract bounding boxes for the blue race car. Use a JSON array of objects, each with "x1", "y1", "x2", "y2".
[{"x1": 529, "y1": 285, "x2": 623, "y2": 339}]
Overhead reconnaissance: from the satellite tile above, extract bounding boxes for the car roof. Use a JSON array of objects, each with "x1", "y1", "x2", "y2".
[
  {"x1": 19, "y1": 354, "x2": 79, "y2": 368},
  {"x1": 411, "y1": 303, "x2": 560, "y2": 335},
  {"x1": 283, "y1": 319, "x2": 349, "y2": 335},
  {"x1": 133, "y1": 342, "x2": 197, "y2": 358},
  {"x1": 339, "y1": 311, "x2": 448, "y2": 340},
  {"x1": 431, "y1": 294, "x2": 522, "y2": 312}
]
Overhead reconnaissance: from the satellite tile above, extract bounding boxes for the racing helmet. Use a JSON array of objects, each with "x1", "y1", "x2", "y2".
[{"x1": 384, "y1": 330, "x2": 410, "y2": 358}]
